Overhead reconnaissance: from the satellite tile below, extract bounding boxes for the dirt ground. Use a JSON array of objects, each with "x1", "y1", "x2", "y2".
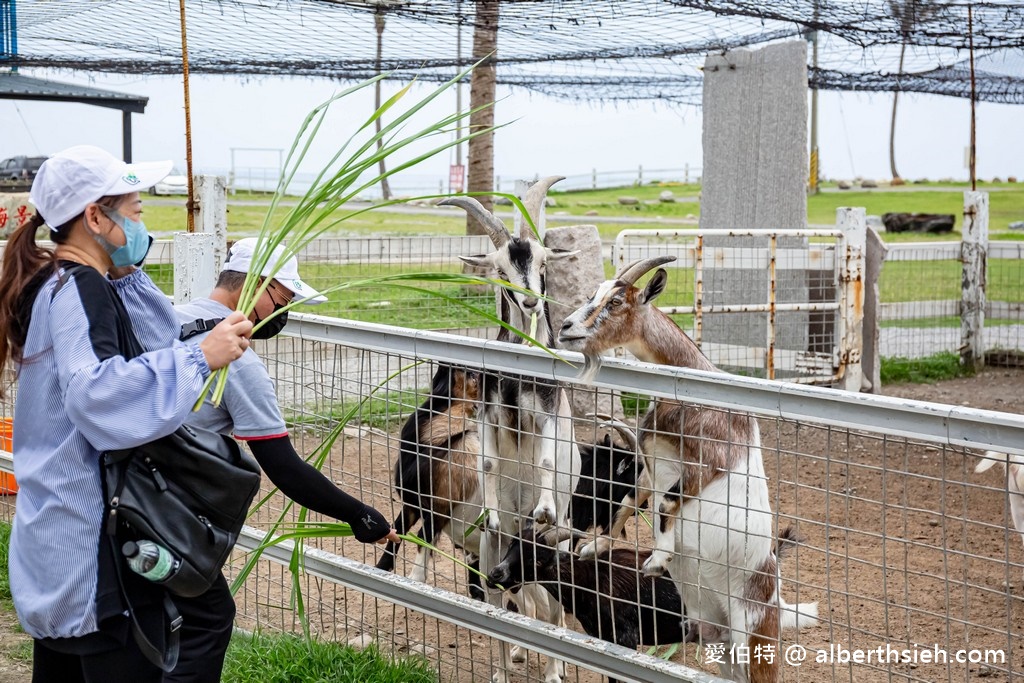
[{"x1": 2, "y1": 369, "x2": 1023, "y2": 682}]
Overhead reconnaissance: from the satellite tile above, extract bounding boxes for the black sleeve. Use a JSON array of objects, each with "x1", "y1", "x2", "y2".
[{"x1": 247, "y1": 436, "x2": 392, "y2": 543}]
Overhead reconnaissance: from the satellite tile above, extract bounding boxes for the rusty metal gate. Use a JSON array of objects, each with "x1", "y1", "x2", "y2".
[{"x1": 612, "y1": 217, "x2": 864, "y2": 389}]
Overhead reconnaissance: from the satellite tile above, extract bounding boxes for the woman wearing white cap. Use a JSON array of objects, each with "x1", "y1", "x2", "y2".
[{"x1": 0, "y1": 145, "x2": 252, "y2": 682}]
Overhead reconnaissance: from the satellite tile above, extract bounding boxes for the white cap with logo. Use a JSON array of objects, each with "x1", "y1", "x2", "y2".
[
  {"x1": 223, "y1": 238, "x2": 328, "y2": 305},
  {"x1": 29, "y1": 145, "x2": 173, "y2": 229}
]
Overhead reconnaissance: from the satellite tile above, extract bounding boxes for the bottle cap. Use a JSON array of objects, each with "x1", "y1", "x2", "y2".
[{"x1": 122, "y1": 541, "x2": 139, "y2": 557}]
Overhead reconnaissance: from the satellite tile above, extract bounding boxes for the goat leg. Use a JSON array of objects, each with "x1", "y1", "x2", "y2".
[
  {"x1": 531, "y1": 417, "x2": 561, "y2": 526},
  {"x1": 579, "y1": 468, "x2": 651, "y2": 559},
  {"x1": 480, "y1": 424, "x2": 502, "y2": 534},
  {"x1": 642, "y1": 458, "x2": 680, "y2": 577}
]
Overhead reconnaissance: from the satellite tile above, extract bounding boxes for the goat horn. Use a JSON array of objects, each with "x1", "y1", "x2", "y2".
[
  {"x1": 541, "y1": 526, "x2": 574, "y2": 546},
  {"x1": 438, "y1": 197, "x2": 510, "y2": 248},
  {"x1": 519, "y1": 175, "x2": 565, "y2": 240},
  {"x1": 615, "y1": 255, "x2": 678, "y2": 286},
  {"x1": 587, "y1": 413, "x2": 641, "y2": 454}
]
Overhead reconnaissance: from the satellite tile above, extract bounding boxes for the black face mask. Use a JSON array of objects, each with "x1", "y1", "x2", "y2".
[{"x1": 252, "y1": 309, "x2": 288, "y2": 340}]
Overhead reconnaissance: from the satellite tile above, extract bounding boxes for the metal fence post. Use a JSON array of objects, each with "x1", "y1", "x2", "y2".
[
  {"x1": 193, "y1": 174, "x2": 229, "y2": 273},
  {"x1": 962, "y1": 191, "x2": 989, "y2": 371},
  {"x1": 592, "y1": 168, "x2": 597, "y2": 190},
  {"x1": 836, "y1": 207, "x2": 866, "y2": 392}
]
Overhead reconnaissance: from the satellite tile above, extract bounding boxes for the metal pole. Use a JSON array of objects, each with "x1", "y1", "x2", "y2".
[
  {"x1": 968, "y1": 4, "x2": 977, "y2": 192},
  {"x1": 121, "y1": 111, "x2": 132, "y2": 162},
  {"x1": 455, "y1": 0, "x2": 463, "y2": 171},
  {"x1": 809, "y1": 28, "x2": 819, "y2": 195},
  {"x1": 178, "y1": 0, "x2": 195, "y2": 232}
]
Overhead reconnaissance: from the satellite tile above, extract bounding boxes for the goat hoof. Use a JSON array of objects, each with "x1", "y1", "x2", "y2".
[
  {"x1": 510, "y1": 645, "x2": 526, "y2": 663},
  {"x1": 532, "y1": 506, "x2": 556, "y2": 526},
  {"x1": 578, "y1": 537, "x2": 610, "y2": 559},
  {"x1": 491, "y1": 671, "x2": 511, "y2": 683}
]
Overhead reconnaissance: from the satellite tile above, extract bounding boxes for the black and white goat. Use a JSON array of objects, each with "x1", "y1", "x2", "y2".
[
  {"x1": 487, "y1": 523, "x2": 688, "y2": 683},
  {"x1": 571, "y1": 419, "x2": 646, "y2": 540},
  {"x1": 558, "y1": 256, "x2": 818, "y2": 683},
  {"x1": 376, "y1": 364, "x2": 486, "y2": 598},
  {"x1": 439, "y1": 176, "x2": 582, "y2": 683}
]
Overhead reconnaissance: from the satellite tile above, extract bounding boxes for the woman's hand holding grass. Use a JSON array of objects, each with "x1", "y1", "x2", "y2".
[{"x1": 199, "y1": 312, "x2": 253, "y2": 370}]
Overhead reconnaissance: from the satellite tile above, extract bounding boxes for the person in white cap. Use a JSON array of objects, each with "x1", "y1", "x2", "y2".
[
  {"x1": 0, "y1": 145, "x2": 253, "y2": 682},
  {"x1": 121, "y1": 237, "x2": 398, "y2": 682}
]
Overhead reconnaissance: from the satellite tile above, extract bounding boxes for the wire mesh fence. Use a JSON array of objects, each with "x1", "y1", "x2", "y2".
[
  {"x1": 139, "y1": 228, "x2": 1024, "y2": 376},
  {"x1": 221, "y1": 317, "x2": 1024, "y2": 682},
  {"x1": 880, "y1": 240, "x2": 1024, "y2": 374},
  {"x1": 2, "y1": 299, "x2": 1024, "y2": 680}
]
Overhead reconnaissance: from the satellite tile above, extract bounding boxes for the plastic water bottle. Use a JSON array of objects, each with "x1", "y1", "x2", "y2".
[{"x1": 122, "y1": 540, "x2": 178, "y2": 582}]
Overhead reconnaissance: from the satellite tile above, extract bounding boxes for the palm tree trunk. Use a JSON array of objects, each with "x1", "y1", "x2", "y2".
[
  {"x1": 466, "y1": 0, "x2": 499, "y2": 236},
  {"x1": 889, "y1": 41, "x2": 907, "y2": 181},
  {"x1": 375, "y1": 10, "x2": 392, "y2": 201}
]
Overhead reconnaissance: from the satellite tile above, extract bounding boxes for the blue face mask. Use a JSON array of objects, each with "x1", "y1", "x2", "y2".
[{"x1": 97, "y1": 206, "x2": 152, "y2": 267}]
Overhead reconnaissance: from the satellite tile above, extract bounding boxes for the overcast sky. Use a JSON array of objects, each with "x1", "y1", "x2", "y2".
[{"x1": 3, "y1": 68, "x2": 1022, "y2": 192}]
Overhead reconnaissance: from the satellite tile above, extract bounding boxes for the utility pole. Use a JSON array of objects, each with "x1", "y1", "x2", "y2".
[{"x1": 808, "y1": 9, "x2": 820, "y2": 195}]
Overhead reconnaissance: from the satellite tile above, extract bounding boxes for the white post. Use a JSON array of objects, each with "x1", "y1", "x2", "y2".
[
  {"x1": 961, "y1": 191, "x2": 989, "y2": 371},
  {"x1": 173, "y1": 232, "x2": 217, "y2": 305},
  {"x1": 836, "y1": 207, "x2": 866, "y2": 392},
  {"x1": 592, "y1": 168, "x2": 597, "y2": 190},
  {"x1": 193, "y1": 175, "x2": 229, "y2": 274},
  {"x1": 512, "y1": 178, "x2": 546, "y2": 239}
]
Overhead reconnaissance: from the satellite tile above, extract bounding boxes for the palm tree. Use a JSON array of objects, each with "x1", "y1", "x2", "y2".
[
  {"x1": 888, "y1": 0, "x2": 936, "y2": 181},
  {"x1": 465, "y1": 0, "x2": 499, "y2": 236}
]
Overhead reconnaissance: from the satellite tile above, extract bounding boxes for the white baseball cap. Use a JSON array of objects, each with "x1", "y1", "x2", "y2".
[
  {"x1": 30, "y1": 145, "x2": 173, "y2": 229},
  {"x1": 223, "y1": 238, "x2": 327, "y2": 305}
]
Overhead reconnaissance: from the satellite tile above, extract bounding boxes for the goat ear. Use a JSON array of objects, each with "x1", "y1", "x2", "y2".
[
  {"x1": 545, "y1": 248, "x2": 579, "y2": 261},
  {"x1": 458, "y1": 254, "x2": 494, "y2": 270},
  {"x1": 638, "y1": 269, "x2": 669, "y2": 305}
]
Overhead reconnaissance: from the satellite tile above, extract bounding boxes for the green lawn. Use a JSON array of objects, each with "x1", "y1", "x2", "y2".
[
  {"x1": 135, "y1": 182, "x2": 1024, "y2": 331},
  {"x1": 141, "y1": 181, "x2": 1024, "y2": 238}
]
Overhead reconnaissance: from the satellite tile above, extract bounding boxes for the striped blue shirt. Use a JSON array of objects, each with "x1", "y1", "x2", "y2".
[{"x1": 10, "y1": 265, "x2": 210, "y2": 640}]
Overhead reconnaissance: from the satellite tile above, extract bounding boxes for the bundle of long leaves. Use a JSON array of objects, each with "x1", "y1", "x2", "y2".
[{"x1": 221, "y1": 66, "x2": 562, "y2": 635}]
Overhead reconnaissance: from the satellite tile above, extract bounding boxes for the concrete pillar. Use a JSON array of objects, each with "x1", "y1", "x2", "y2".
[
  {"x1": 544, "y1": 224, "x2": 617, "y2": 426},
  {"x1": 961, "y1": 191, "x2": 989, "y2": 371},
  {"x1": 193, "y1": 175, "x2": 229, "y2": 273},
  {"x1": 862, "y1": 227, "x2": 888, "y2": 393},
  {"x1": 699, "y1": 41, "x2": 810, "y2": 375}
]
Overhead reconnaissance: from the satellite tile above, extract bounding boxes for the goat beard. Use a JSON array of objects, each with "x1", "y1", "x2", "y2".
[{"x1": 578, "y1": 352, "x2": 602, "y2": 384}]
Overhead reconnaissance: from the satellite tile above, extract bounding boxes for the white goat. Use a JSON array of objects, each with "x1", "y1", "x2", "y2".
[
  {"x1": 975, "y1": 450, "x2": 1024, "y2": 580},
  {"x1": 439, "y1": 176, "x2": 582, "y2": 683},
  {"x1": 558, "y1": 256, "x2": 818, "y2": 683}
]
